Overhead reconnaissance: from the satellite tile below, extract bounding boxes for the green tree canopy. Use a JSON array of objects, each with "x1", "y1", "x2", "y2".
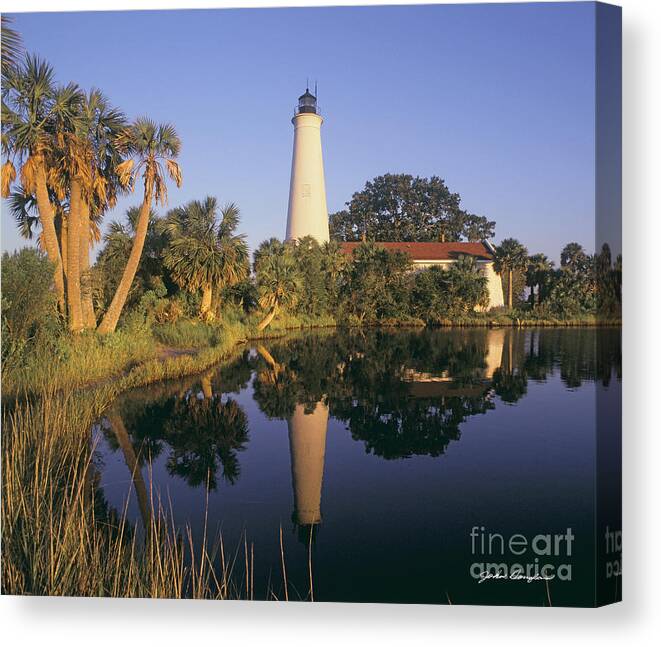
[
  {"x1": 329, "y1": 173, "x2": 495, "y2": 243},
  {"x1": 338, "y1": 241, "x2": 412, "y2": 323}
]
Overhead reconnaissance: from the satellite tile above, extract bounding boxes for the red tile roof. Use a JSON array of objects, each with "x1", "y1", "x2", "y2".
[{"x1": 339, "y1": 241, "x2": 494, "y2": 261}]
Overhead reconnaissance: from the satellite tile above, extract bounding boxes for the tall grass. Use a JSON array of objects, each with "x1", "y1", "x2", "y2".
[
  {"x1": 1, "y1": 385, "x2": 259, "y2": 598},
  {"x1": 2, "y1": 324, "x2": 158, "y2": 399},
  {"x1": 152, "y1": 319, "x2": 225, "y2": 349}
]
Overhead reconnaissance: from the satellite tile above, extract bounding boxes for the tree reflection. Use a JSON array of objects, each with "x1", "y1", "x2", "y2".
[
  {"x1": 103, "y1": 367, "x2": 249, "y2": 490},
  {"x1": 101, "y1": 327, "x2": 620, "y2": 502},
  {"x1": 253, "y1": 327, "x2": 621, "y2": 459},
  {"x1": 163, "y1": 395, "x2": 248, "y2": 488}
]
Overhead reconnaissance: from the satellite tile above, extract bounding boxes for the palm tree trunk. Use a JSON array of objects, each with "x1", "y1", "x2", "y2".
[
  {"x1": 107, "y1": 410, "x2": 150, "y2": 532},
  {"x1": 79, "y1": 197, "x2": 96, "y2": 329},
  {"x1": 200, "y1": 284, "x2": 212, "y2": 316},
  {"x1": 508, "y1": 269, "x2": 513, "y2": 309},
  {"x1": 59, "y1": 217, "x2": 68, "y2": 281},
  {"x1": 257, "y1": 307, "x2": 277, "y2": 331},
  {"x1": 256, "y1": 344, "x2": 280, "y2": 372},
  {"x1": 34, "y1": 156, "x2": 65, "y2": 313},
  {"x1": 97, "y1": 180, "x2": 153, "y2": 334},
  {"x1": 201, "y1": 372, "x2": 213, "y2": 399},
  {"x1": 67, "y1": 178, "x2": 84, "y2": 332}
]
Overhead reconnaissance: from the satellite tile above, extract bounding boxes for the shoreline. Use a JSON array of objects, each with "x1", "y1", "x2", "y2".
[
  {"x1": 90, "y1": 318, "x2": 625, "y2": 402},
  {"x1": 2, "y1": 317, "x2": 622, "y2": 404}
]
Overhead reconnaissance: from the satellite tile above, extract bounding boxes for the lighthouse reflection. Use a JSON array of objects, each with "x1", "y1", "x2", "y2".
[{"x1": 288, "y1": 402, "x2": 329, "y2": 529}]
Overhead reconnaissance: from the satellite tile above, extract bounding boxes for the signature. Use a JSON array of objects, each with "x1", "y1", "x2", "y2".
[{"x1": 478, "y1": 569, "x2": 555, "y2": 584}]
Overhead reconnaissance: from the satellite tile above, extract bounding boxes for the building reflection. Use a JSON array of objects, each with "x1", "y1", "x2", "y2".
[
  {"x1": 400, "y1": 328, "x2": 505, "y2": 398},
  {"x1": 484, "y1": 328, "x2": 506, "y2": 379}
]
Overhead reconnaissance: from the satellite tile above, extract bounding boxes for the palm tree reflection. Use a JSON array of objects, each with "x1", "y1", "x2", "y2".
[{"x1": 103, "y1": 368, "x2": 249, "y2": 494}]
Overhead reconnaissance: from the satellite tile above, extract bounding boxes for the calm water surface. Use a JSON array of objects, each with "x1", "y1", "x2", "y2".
[{"x1": 93, "y1": 328, "x2": 621, "y2": 605}]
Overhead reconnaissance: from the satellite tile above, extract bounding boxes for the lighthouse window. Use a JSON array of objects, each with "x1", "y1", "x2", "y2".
[{"x1": 302, "y1": 184, "x2": 311, "y2": 197}]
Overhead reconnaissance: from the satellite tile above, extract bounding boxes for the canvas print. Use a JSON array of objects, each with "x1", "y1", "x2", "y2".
[{"x1": 1, "y1": 2, "x2": 621, "y2": 606}]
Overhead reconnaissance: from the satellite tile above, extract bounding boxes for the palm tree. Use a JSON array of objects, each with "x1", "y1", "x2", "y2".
[
  {"x1": 320, "y1": 239, "x2": 347, "y2": 305},
  {"x1": 97, "y1": 118, "x2": 182, "y2": 334},
  {"x1": 73, "y1": 89, "x2": 128, "y2": 329},
  {"x1": 525, "y1": 253, "x2": 554, "y2": 306},
  {"x1": 163, "y1": 197, "x2": 249, "y2": 319},
  {"x1": 1, "y1": 16, "x2": 23, "y2": 79},
  {"x1": 96, "y1": 206, "x2": 159, "y2": 311},
  {"x1": 255, "y1": 245, "x2": 302, "y2": 331},
  {"x1": 560, "y1": 242, "x2": 588, "y2": 272},
  {"x1": 2, "y1": 56, "x2": 81, "y2": 312},
  {"x1": 252, "y1": 237, "x2": 285, "y2": 273},
  {"x1": 49, "y1": 84, "x2": 88, "y2": 331},
  {"x1": 494, "y1": 238, "x2": 529, "y2": 309}
]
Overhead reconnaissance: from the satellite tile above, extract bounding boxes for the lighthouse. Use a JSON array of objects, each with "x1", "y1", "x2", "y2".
[{"x1": 285, "y1": 88, "x2": 330, "y2": 243}]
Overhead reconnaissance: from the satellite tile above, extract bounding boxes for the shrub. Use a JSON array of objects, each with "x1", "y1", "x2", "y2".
[
  {"x1": 411, "y1": 261, "x2": 488, "y2": 321},
  {"x1": 1, "y1": 248, "x2": 62, "y2": 367}
]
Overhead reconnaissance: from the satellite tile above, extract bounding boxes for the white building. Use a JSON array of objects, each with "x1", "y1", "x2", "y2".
[{"x1": 339, "y1": 240, "x2": 505, "y2": 310}]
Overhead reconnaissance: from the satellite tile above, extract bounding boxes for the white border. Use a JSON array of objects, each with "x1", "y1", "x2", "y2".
[{"x1": 1, "y1": 1, "x2": 659, "y2": 644}]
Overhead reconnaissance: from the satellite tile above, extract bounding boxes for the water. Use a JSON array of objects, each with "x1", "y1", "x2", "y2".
[{"x1": 92, "y1": 327, "x2": 621, "y2": 605}]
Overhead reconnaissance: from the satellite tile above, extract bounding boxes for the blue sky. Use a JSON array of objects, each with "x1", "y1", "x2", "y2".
[{"x1": 3, "y1": 3, "x2": 602, "y2": 262}]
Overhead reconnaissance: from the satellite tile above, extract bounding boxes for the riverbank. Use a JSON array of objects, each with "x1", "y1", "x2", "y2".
[{"x1": 2, "y1": 310, "x2": 621, "y2": 401}]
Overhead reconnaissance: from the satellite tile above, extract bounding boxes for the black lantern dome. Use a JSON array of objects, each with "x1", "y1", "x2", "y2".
[{"x1": 297, "y1": 88, "x2": 318, "y2": 114}]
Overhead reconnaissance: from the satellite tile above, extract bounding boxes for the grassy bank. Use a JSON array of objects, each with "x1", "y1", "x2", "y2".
[{"x1": 1, "y1": 316, "x2": 299, "y2": 598}]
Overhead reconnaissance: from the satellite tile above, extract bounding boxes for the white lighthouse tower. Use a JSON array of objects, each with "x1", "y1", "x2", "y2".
[{"x1": 285, "y1": 88, "x2": 330, "y2": 243}]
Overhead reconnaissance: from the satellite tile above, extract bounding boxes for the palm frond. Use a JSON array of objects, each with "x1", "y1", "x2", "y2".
[
  {"x1": 115, "y1": 159, "x2": 134, "y2": 189},
  {"x1": 1, "y1": 16, "x2": 23, "y2": 74},
  {"x1": 1, "y1": 159, "x2": 16, "y2": 197},
  {"x1": 19, "y1": 154, "x2": 38, "y2": 193},
  {"x1": 165, "y1": 159, "x2": 182, "y2": 188},
  {"x1": 157, "y1": 123, "x2": 181, "y2": 157},
  {"x1": 8, "y1": 186, "x2": 39, "y2": 239}
]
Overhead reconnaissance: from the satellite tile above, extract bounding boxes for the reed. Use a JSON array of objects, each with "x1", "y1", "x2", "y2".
[{"x1": 2, "y1": 387, "x2": 263, "y2": 599}]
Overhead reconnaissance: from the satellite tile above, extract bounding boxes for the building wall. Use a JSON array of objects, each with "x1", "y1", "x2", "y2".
[{"x1": 482, "y1": 261, "x2": 505, "y2": 310}]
